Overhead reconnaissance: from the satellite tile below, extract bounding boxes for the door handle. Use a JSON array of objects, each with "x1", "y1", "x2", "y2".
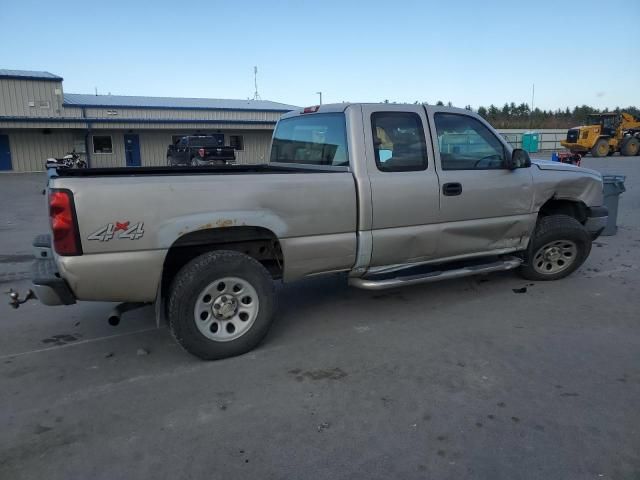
[{"x1": 442, "y1": 182, "x2": 462, "y2": 196}]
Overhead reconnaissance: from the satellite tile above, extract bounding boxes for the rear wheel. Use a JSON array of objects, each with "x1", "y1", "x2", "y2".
[
  {"x1": 591, "y1": 138, "x2": 610, "y2": 157},
  {"x1": 168, "y1": 250, "x2": 276, "y2": 360},
  {"x1": 620, "y1": 136, "x2": 640, "y2": 156},
  {"x1": 519, "y1": 215, "x2": 591, "y2": 281}
]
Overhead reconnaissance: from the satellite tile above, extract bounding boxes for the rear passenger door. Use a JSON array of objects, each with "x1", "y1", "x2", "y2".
[
  {"x1": 362, "y1": 105, "x2": 441, "y2": 267},
  {"x1": 426, "y1": 108, "x2": 535, "y2": 259}
]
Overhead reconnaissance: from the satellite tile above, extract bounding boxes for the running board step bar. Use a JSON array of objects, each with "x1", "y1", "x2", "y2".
[{"x1": 349, "y1": 257, "x2": 522, "y2": 290}]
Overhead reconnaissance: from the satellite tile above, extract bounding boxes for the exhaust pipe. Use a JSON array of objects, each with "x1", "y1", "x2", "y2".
[{"x1": 107, "y1": 302, "x2": 148, "y2": 326}]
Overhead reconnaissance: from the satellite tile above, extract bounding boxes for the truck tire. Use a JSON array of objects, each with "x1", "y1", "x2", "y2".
[
  {"x1": 621, "y1": 137, "x2": 640, "y2": 156},
  {"x1": 518, "y1": 214, "x2": 591, "y2": 281},
  {"x1": 168, "y1": 250, "x2": 276, "y2": 360},
  {"x1": 591, "y1": 138, "x2": 610, "y2": 157}
]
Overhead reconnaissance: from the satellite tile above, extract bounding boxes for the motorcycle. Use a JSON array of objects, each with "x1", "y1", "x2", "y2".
[
  {"x1": 42, "y1": 151, "x2": 88, "y2": 195},
  {"x1": 45, "y1": 151, "x2": 87, "y2": 169}
]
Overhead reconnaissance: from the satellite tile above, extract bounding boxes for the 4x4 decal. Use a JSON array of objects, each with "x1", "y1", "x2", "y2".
[{"x1": 88, "y1": 221, "x2": 144, "y2": 241}]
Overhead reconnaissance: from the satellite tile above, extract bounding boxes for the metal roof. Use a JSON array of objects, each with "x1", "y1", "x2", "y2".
[
  {"x1": 0, "y1": 69, "x2": 63, "y2": 81},
  {"x1": 63, "y1": 93, "x2": 297, "y2": 112}
]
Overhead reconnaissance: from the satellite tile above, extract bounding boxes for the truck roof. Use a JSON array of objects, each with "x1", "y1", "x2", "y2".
[{"x1": 281, "y1": 103, "x2": 475, "y2": 119}]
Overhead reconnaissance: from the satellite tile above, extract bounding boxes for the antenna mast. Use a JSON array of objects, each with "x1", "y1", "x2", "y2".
[{"x1": 253, "y1": 66, "x2": 261, "y2": 100}]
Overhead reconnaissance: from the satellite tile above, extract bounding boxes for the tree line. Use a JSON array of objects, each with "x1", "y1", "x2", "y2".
[
  {"x1": 475, "y1": 103, "x2": 640, "y2": 129},
  {"x1": 383, "y1": 99, "x2": 640, "y2": 129}
]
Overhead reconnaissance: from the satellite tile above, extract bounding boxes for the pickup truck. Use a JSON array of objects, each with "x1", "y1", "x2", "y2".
[
  {"x1": 26, "y1": 103, "x2": 608, "y2": 360},
  {"x1": 167, "y1": 135, "x2": 236, "y2": 166}
]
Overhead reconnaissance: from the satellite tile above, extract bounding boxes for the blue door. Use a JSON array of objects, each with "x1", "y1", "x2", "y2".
[
  {"x1": 124, "y1": 134, "x2": 141, "y2": 167},
  {"x1": 0, "y1": 135, "x2": 12, "y2": 171}
]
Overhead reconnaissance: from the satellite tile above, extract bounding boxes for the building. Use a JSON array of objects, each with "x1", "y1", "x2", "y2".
[{"x1": 0, "y1": 69, "x2": 297, "y2": 172}]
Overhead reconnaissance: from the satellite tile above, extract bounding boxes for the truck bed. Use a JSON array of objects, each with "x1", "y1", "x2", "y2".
[{"x1": 51, "y1": 163, "x2": 346, "y2": 177}]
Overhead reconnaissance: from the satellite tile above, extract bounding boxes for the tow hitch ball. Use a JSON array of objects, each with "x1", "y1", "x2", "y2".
[{"x1": 6, "y1": 289, "x2": 37, "y2": 309}]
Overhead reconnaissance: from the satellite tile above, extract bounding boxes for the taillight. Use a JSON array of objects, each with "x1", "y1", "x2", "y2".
[
  {"x1": 302, "y1": 105, "x2": 320, "y2": 114},
  {"x1": 49, "y1": 189, "x2": 82, "y2": 256}
]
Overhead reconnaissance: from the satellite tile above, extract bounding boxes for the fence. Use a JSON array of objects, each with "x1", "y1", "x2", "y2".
[{"x1": 497, "y1": 129, "x2": 567, "y2": 152}]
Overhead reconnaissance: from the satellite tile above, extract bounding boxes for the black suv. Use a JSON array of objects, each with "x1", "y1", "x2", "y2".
[{"x1": 167, "y1": 135, "x2": 236, "y2": 166}]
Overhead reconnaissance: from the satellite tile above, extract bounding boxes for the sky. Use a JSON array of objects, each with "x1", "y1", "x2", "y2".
[{"x1": 1, "y1": 0, "x2": 638, "y2": 110}]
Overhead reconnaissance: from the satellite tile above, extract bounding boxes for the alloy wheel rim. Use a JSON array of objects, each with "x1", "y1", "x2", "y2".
[
  {"x1": 194, "y1": 277, "x2": 259, "y2": 342},
  {"x1": 532, "y1": 240, "x2": 578, "y2": 275}
]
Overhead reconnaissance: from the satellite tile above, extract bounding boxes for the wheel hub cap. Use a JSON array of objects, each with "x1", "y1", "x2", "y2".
[
  {"x1": 544, "y1": 247, "x2": 562, "y2": 261},
  {"x1": 213, "y1": 295, "x2": 238, "y2": 319},
  {"x1": 533, "y1": 240, "x2": 578, "y2": 275},
  {"x1": 193, "y1": 277, "x2": 260, "y2": 342}
]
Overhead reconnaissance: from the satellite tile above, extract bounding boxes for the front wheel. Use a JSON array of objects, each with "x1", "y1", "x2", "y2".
[
  {"x1": 168, "y1": 250, "x2": 276, "y2": 360},
  {"x1": 518, "y1": 215, "x2": 591, "y2": 281},
  {"x1": 591, "y1": 138, "x2": 610, "y2": 157}
]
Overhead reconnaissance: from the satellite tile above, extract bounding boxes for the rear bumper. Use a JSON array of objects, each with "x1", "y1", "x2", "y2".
[
  {"x1": 585, "y1": 206, "x2": 608, "y2": 240},
  {"x1": 32, "y1": 258, "x2": 76, "y2": 306},
  {"x1": 30, "y1": 234, "x2": 76, "y2": 306}
]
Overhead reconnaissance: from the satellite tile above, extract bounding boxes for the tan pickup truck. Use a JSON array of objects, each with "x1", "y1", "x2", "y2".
[{"x1": 25, "y1": 104, "x2": 607, "y2": 359}]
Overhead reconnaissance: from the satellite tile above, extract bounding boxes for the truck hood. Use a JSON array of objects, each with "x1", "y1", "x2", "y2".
[{"x1": 531, "y1": 159, "x2": 602, "y2": 180}]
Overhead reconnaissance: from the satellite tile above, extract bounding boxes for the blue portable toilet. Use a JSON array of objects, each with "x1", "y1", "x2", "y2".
[{"x1": 522, "y1": 131, "x2": 539, "y2": 153}]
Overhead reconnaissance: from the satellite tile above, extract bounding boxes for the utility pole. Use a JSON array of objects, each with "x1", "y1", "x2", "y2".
[
  {"x1": 530, "y1": 83, "x2": 535, "y2": 129},
  {"x1": 253, "y1": 66, "x2": 261, "y2": 101},
  {"x1": 531, "y1": 83, "x2": 535, "y2": 112},
  {"x1": 316, "y1": 91, "x2": 323, "y2": 105}
]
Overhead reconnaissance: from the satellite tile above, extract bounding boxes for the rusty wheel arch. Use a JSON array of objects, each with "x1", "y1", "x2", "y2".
[{"x1": 161, "y1": 226, "x2": 284, "y2": 295}]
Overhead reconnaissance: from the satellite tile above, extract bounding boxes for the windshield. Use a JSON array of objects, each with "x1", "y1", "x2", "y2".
[
  {"x1": 586, "y1": 115, "x2": 617, "y2": 128},
  {"x1": 270, "y1": 113, "x2": 349, "y2": 166}
]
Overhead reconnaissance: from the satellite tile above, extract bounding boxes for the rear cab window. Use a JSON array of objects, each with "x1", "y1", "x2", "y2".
[
  {"x1": 371, "y1": 112, "x2": 428, "y2": 172},
  {"x1": 270, "y1": 113, "x2": 349, "y2": 167}
]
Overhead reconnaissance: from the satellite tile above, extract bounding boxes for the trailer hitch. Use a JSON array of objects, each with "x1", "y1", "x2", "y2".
[{"x1": 6, "y1": 289, "x2": 37, "y2": 309}]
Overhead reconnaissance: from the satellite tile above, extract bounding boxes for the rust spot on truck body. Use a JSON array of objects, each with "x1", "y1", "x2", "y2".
[
  {"x1": 215, "y1": 219, "x2": 235, "y2": 228},
  {"x1": 195, "y1": 219, "x2": 236, "y2": 230}
]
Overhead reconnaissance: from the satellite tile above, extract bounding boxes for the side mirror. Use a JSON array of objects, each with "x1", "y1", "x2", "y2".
[{"x1": 507, "y1": 148, "x2": 531, "y2": 170}]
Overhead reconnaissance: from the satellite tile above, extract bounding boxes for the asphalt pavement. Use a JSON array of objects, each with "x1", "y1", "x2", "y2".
[{"x1": 0, "y1": 156, "x2": 639, "y2": 480}]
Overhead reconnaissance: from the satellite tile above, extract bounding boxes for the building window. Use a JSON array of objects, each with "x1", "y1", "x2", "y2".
[
  {"x1": 93, "y1": 135, "x2": 113, "y2": 154},
  {"x1": 229, "y1": 135, "x2": 244, "y2": 151},
  {"x1": 38, "y1": 100, "x2": 50, "y2": 109}
]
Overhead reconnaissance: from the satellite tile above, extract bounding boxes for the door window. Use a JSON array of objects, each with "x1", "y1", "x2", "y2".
[
  {"x1": 371, "y1": 112, "x2": 428, "y2": 172},
  {"x1": 434, "y1": 113, "x2": 506, "y2": 170}
]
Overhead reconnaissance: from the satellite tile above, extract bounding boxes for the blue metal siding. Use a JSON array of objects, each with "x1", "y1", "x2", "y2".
[
  {"x1": 63, "y1": 93, "x2": 296, "y2": 112},
  {"x1": 0, "y1": 116, "x2": 276, "y2": 125},
  {"x1": 0, "y1": 69, "x2": 63, "y2": 81}
]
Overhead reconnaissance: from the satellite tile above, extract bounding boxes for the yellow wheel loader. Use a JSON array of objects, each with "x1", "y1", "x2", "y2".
[{"x1": 561, "y1": 112, "x2": 640, "y2": 157}]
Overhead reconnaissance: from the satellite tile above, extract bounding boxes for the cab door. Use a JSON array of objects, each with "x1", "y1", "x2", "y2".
[
  {"x1": 362, "y1": 105, "x2": 441, "y2": 267},
  {"x1": 426, "y1": 108, "x2": 535, "y2": 259}
]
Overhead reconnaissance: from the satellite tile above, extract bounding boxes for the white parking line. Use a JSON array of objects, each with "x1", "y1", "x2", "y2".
[{"x1": 0, "y1": 326, "x2": 163, "y2": 360}]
